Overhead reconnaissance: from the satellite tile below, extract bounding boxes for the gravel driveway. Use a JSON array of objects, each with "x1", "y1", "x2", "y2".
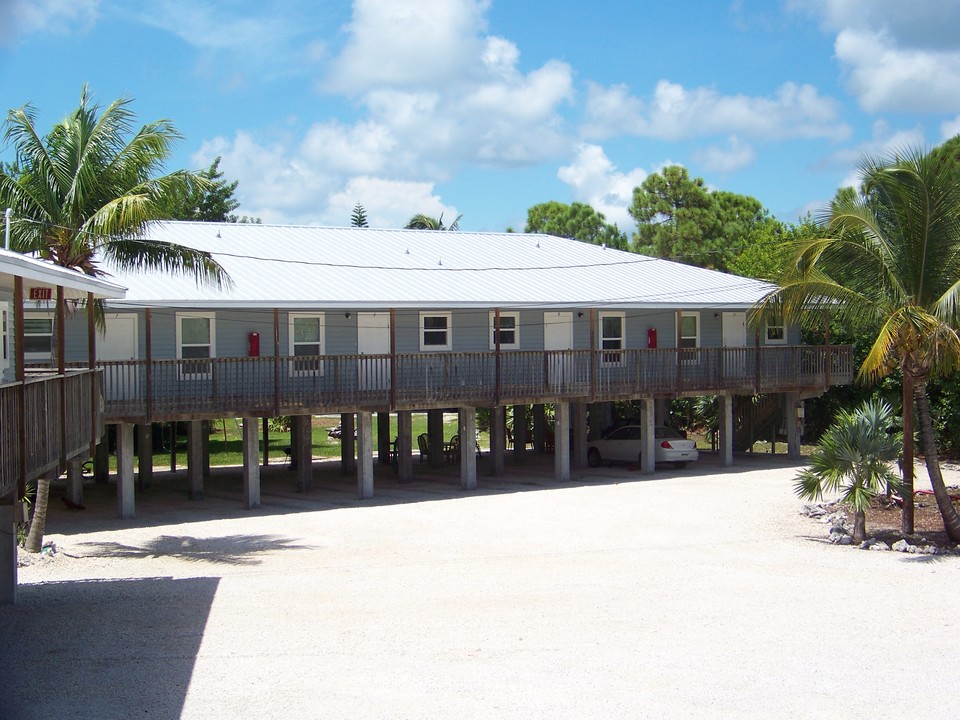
[{"x1": 1, "y1": 455, "x2": 957, "y2": 719}]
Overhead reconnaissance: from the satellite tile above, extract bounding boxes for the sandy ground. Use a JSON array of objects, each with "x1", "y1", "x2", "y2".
[{"x1": 1, "y1": 453, "x2": 958, "y2": 720}]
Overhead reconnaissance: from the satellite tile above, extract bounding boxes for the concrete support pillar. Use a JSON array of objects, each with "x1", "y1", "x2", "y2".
[
  {"x1": 187, "y1": 420, "x2": 204, "y2": 500},
  {"x1": 117, "y1": 422, "x2": 136, "y2": 518},
  {"x1": 533, "y1": 404, "x2": 547, "y2": 453},
  {"x1": 137, "y1": 423, "x2": 153, "y2": 491},
  {"x1": 295, "y1": 415, "x2": 312, "y2": 492},
  {"x1": 554, "y1": 402, "x2": 571, "y2": 482},
  {"x1": 428, "y1": 409, "x2": 445, "y2": 468},
  {"x1": 377, "y1": 412, "x2": 391, "y2": 465},
  {"x1": 572, "y1": 402, "x2": 588, "y2": 469},
  {"x1": 719, "y1": 394, "x2": 734, "y2": 467},
  {"x1": 459, "y1": 407, "x2": 477, "y2": 490},
  {"x1": 489, "y1": 406, "x2": 505, "y2": 477},
  {"x1": 340, "y1": 413, "x2": 356, "y2": 475},
  {"x1": 66, "y1": 457, "x2": 84, "y2": 506},
  {"x1": 640, "y1": 399, "x2": 656, "y2": 475},
  {"x1": 242, "y1": 417, "x2": 261, "y2": 509},
  {"x1": 201, "y1": 420, "x2": 211, "y2": 477},
  {"x1": 0, "y1": 504, "x2": 17, "y2": 605},
  {"x1": 397, "y1": 410, "x2": 413, "y2": 482},
  {"x1": 512, "y1": 405, "x2": 527, "y2": 463},
  {"x1": 357, "y1": 411, "x2": 374, "y2": 499},
  {"x1": 786, "y1": 393, "x2": 802, "y2": 460},
  {"x1": 94, "y1": 433, "x2": 109, "y2": 484}
]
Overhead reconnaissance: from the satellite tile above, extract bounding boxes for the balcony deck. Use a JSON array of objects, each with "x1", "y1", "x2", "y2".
[
  {"x1": 86, "y1": 345, "x2": 853, "y2": 424},
  {"x1": 0, "y1": 369, "x2": 102, "y2": 500}
]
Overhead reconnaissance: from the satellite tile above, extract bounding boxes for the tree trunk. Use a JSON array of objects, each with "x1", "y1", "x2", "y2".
[
  {"x1": 914, "y1": 383, "x2": 960, "y2": 541},
  {"x1": 852, "y1": 508, "x2": 866, "y2": 544},
  {"x1": 901, "y1": 375, "x2": 915, "y2": 534},
  {"x1": 23, "y1": 474, "x2": 51, "y2": 553}
]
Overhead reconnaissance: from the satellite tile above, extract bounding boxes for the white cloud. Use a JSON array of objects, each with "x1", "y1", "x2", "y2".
[
  {"x1": 193, "y1": 133, "x2": 457, "y2": 228},
  {"x1": 835, "y1": 29, "x2": 960, "y2": 113},
  {"x1": 0, "y1": 0, "x2": 99, "y2": 44},
  {"x1": 326, "y1": 0, "x2": 490, "y2": 93},
  {"x1": 941, "y1": 116, "x2": 960, "y2": 141},
  {"x1": 790, "y1": 0, "x2": 960, "y2": 113},
  {"x1": 693, "y1": 137, "x2": 757, "y2": 173},
  {"x1": 582, "y1": 80, "x2": 848, "y2": 142},
  {"x1": 557, "y1": 144, "x2": 646, "y2": 230},
  {"x1": 326, "y1": 177, "x2": 458, "y2": 229}
]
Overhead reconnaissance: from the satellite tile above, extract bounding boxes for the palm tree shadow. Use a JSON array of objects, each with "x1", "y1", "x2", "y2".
[{"x1": 78, "y1": 534, "x2": 312, "y2": 565}]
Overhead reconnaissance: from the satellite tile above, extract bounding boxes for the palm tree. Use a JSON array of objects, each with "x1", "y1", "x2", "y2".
[
  {"x1": 795, "y1": 399, "x2": 901, "y2": 543},
  {"x1": 405, "y1": 212, "x2": 462, "y2": 231},
  {"x1": 755, "y1": 147, "x2": 960, "y2": 541},
  {"x1": 0, "y1": 87, "x2": 229, "y2": 552}
]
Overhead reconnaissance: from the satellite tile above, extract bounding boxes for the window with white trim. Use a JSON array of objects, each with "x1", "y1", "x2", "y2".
[
  {"x1": 23, "y1": 313, "x2": 53, "y2": 362},
  {"x1": 420, "y1": 312, "x2": 451, "y2": 351},
  {"x1": 289, "y1": 313, "x2": 325, "y2": 376},
  {"x1": 765, "y1": 323, "x2": 786, "y2": 345},
  {"x1": 177, "y1": 312, "x2": 215, "y2": 379},
  {"x1": 599, "y1": 312, "x2": 625, "y2": 366},
  {"x1": 489, "y1": 311, "x2": 519, "y2": 350},
  {"x1": 679, "y1": 311, "x2": 700, "y2": 362}
]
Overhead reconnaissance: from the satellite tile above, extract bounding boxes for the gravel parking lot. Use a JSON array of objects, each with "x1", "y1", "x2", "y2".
[{"x1": 1, "y1": 455, "x2": 957, "y2": 719}]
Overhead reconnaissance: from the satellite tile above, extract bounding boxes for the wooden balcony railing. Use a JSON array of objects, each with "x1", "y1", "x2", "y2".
[
  {"x1": 0, "y1": 369, "x2": 102, "y2": 499},
  {"x1": 70, "y1": 345, "x2": 853, "y2": 423}
]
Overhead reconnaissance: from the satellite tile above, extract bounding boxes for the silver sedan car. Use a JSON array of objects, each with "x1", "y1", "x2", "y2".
[{"x1": 587, "y1": 425, "x2": 699, "y2": 469}]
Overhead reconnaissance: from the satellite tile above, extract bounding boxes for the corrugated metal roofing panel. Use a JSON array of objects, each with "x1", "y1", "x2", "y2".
[{"x1": 103, "y1": 221, "x2": 774, "y2": 309}]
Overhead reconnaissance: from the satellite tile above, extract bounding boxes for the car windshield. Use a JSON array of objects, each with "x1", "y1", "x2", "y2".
[{"x1": 655, "y1": 426, "x2": 684, "y2": 439}]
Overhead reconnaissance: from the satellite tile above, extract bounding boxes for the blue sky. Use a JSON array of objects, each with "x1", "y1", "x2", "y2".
[{"x1": 2, "y1": 0, "x2": 960, "y2": 233}]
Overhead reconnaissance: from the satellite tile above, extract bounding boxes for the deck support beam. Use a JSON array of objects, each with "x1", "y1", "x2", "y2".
[
  {"x1": 340, "y1": 413, "x2": 356, "y2": 475},
  {"x1": 187, "y1": 420, "x2": 204, "y2": 500},
  {"x1": 459, "y1": 407, "x2": 477, "y2": 490},
  {"x1": 138, "y1": 423, "x2": 153, "y2": 490},
  {"x1": 719, "y1": 395, "x2": 734, "y2": 467},
  {"x1": 94, "y1": 434, "x2": 109, "y2": 484},
  {"x1": 242, "y1": 417, "x2": 261, "y2": 509},
  {"x1": 640, "y1": 399, "x2": 656, "y2": 475},
  {"x1": 66, "y1": 457, "x2": 84, "y2": 507},
  {"x1": 357, "y1": 411, "x2": 374, "y2": 499},
  {"x1": 117, "y1": 422, "x2": 136, "y2": 518},
  {"x1": 572, "y1": 402, "x2": 588, "y2": 469},
  {"x1": 554, "y1": 402, "x2": 570, "y2": 482},
  {"x1": 489, "y1": 406, "x2": 505, "y2": 477},
  {"x1": 397, "y1": 410, "x2": 413, "y2": 482},
  {"x1": 295, "y1": 415, "x2": 312, "y2": 492}
]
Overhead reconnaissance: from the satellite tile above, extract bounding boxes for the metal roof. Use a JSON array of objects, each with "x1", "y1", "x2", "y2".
[
  {"x1": 103, "y1": 221, "x2": 774, "y2": 310},
  {"x1": 0, "y1": 248, "x2": 127, "y2": 299}
]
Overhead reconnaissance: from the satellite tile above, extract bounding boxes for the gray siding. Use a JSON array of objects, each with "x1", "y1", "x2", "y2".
[{"x1": 36, "y1": 304, "x2": 808, "y2": 361}]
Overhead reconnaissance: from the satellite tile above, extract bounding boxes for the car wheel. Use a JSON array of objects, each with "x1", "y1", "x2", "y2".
[
  {"x1": 587, "y1": 448, "x2": 601, "y2": 468},
  {"x1": 673, "y1": 461, "x2": 687, "y2": 469}
]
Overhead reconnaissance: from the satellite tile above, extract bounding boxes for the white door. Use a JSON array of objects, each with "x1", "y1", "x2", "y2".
[
  {"x1": 544, "y1": 312, "x2": 574, "y2": 387},
  {"x1": 98, "y1": 313, "x2": 139, "y2": 401},
  {"x1": 358, "y1": 312, "x2": 390, "y2": 390},
  {"x1": 722, "y1": 312, "x2": 747, "y2": 380}
]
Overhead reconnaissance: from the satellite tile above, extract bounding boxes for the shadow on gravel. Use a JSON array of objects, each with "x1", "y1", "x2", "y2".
[
  {"x1": 0, "y1": 575, "x2": 218, "y2": 720},
  {"x1": 77, "y1": 533, "x2": 312, "y2": 565}
]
